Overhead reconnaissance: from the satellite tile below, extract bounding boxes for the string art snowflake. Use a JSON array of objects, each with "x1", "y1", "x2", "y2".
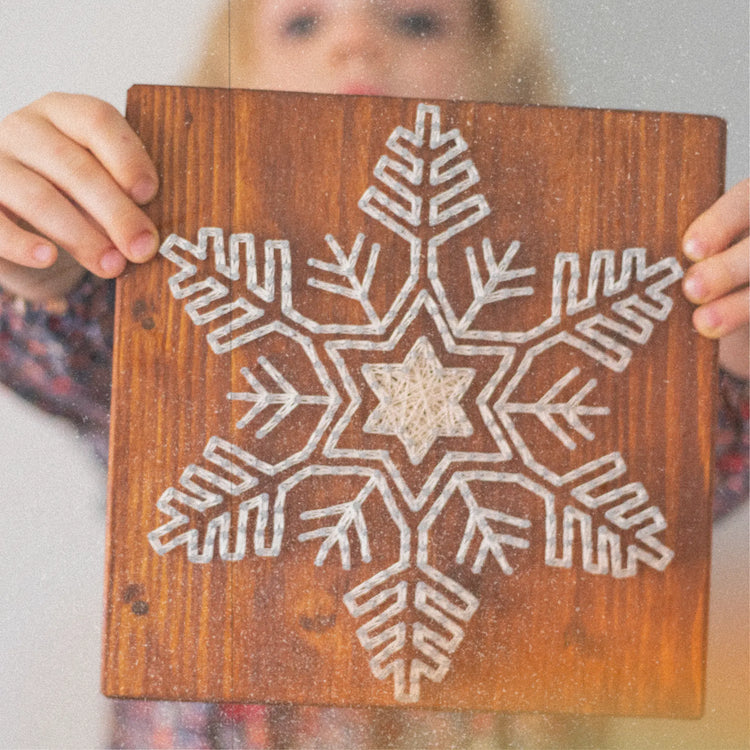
[{"x1": 148, "y1": 103, "x2": 681, "y2": 703}]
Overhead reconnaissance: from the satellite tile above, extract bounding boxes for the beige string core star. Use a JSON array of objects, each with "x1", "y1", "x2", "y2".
[{"x1": 361, "y1": 336, "x2": 476, "y2": 464}]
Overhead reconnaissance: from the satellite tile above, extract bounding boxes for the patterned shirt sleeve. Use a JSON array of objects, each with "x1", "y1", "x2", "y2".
[
  {"x1": 714, "y1": 368, "x2": 750, "y2": 521},
  {"x1": 0, "y1": 274, "x2": 114, "y2": 463}
]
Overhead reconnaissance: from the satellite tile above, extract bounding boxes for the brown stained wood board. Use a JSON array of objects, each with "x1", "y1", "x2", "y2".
[{"x1": 104, "y1": 85, "x2": 723, "y2": 715}]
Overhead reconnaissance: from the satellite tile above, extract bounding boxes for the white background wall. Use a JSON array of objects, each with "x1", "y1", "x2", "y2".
[{"x1": 0, "y1": 2, "x2": 747, "y2": 747}]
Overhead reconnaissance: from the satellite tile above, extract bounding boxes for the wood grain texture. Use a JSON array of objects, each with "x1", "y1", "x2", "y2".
[{"x1": 103, "y1": 85, "x2": 723, "y2": 716}]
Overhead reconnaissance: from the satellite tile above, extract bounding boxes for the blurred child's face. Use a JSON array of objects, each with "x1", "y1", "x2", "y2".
[{"x1": 246, "y1": 0, "x2": 490, "y2": 99}]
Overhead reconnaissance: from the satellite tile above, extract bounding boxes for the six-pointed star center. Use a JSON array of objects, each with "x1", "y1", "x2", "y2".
[{"x1": 361, "y1": 336, "x2": 476, "y2": 465}]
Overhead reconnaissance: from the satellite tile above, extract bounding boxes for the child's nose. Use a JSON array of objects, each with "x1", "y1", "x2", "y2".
[{"x1": 327, "y1": 11, "x2": 384, "y2": 69}]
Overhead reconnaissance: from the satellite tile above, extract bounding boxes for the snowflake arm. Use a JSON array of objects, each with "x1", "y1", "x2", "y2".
[
  {"x1": 344, "y1": 561, "x2": 478, "y2": 703},
  {"x1": 147, "y1": 437, "x2": 278, "y2": 562},
  {"x1": 544, "y1": 454, "x2": 675, "y2": 576}
]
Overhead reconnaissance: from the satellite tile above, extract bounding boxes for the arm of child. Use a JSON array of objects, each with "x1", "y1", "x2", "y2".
[
  {"x1": 682, "y1": 179, "x2": 749, "y2": 518},
  {"x1": 0, "y1": 92, "x2": 159, "y2": 303},
  {"x1": 682, "y1": 178, "x2": 749, "y2": 380}
]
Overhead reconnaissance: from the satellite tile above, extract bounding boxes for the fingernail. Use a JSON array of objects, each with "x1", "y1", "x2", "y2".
[
  {"x1": 683, "y1": 273, "x2": 705, "y2": 302},
  {"x1": 101, "y1": 249, "x2": 127, "y2": 276},
  {"x1": 131, "y1": 178, "x2": 158, "y2": 204},
  {"x1": 683, "y1": 238, "x2": 706, "y2": 261},
  {"x1": 32, "y1": 244, "x2": 55, "y2": 265},
  {"x1": 694, "y1": 306, "x2": 722, "y2": 338},
  {"x1": 129, "y1": 230, "x2": 158, "y2": 261}
]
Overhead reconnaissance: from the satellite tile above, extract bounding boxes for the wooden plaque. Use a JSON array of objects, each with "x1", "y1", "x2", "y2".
[{"x1": 103, "y1": 85, "x2": 723, "y2": 716}]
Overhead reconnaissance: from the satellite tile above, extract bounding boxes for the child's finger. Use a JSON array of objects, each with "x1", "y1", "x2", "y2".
[
  {"x1": 683, "y1": 179, "x2": 749, "y2": 261},
  {"x1": 0, "y1": 157, "x2": 127, "y2": 278},
  {"x1": 682, "y1": 237, "x2": 749, "y2": 305},
  {"x1": 693, "y1": 286, "x2": 750, "y2": 339},
  {"x1": 30, "y1": 93, "x2": 159, "y2": 205},
  {"x1": 1, "y1": 110, "x2": 158, "y2": 265},
  {"x1": 0, "y1": 209, "x2": 58, "y2": 268}
]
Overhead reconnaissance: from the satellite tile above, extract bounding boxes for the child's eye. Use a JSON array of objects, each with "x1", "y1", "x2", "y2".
[
  {"x1": 394, "y1": 10, "x2": 444, "y2": 39},
  {"x1": 283, "y1": 13, "x2": 319, "y2": 38}
]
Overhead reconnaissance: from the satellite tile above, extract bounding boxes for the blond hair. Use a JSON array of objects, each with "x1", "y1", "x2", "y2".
[{"x1": 190, "y1": 0, "x2": 558, "y2": 104}]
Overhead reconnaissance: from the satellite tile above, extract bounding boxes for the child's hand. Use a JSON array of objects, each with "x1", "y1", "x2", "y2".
[
  {"x1": 683, "y1": 179, "x2": 749, "y2": 379},
  {"x1": 0, "y1": 93, "x2": 159, "y2": 302}
]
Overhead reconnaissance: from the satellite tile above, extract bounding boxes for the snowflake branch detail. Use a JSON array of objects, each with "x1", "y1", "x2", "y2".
[
  {"x1": 456, "y1": 238, "x2": 536, "y2": 334},
  {"x1": 455, "y1": 481, "x2": 531, "y2": 574},
  {"x1": 227, "y1": 357, "x2": 332, "y2": 436},
  {"x1": 298, "y1": 477, "x2": 379, "y2": 569},
  {"x1": 495, "y1": 366, "x2": 610, "y2": 449},
  {"x1": 307, "y1": 233, "x2": 383, "y2": 327}
]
